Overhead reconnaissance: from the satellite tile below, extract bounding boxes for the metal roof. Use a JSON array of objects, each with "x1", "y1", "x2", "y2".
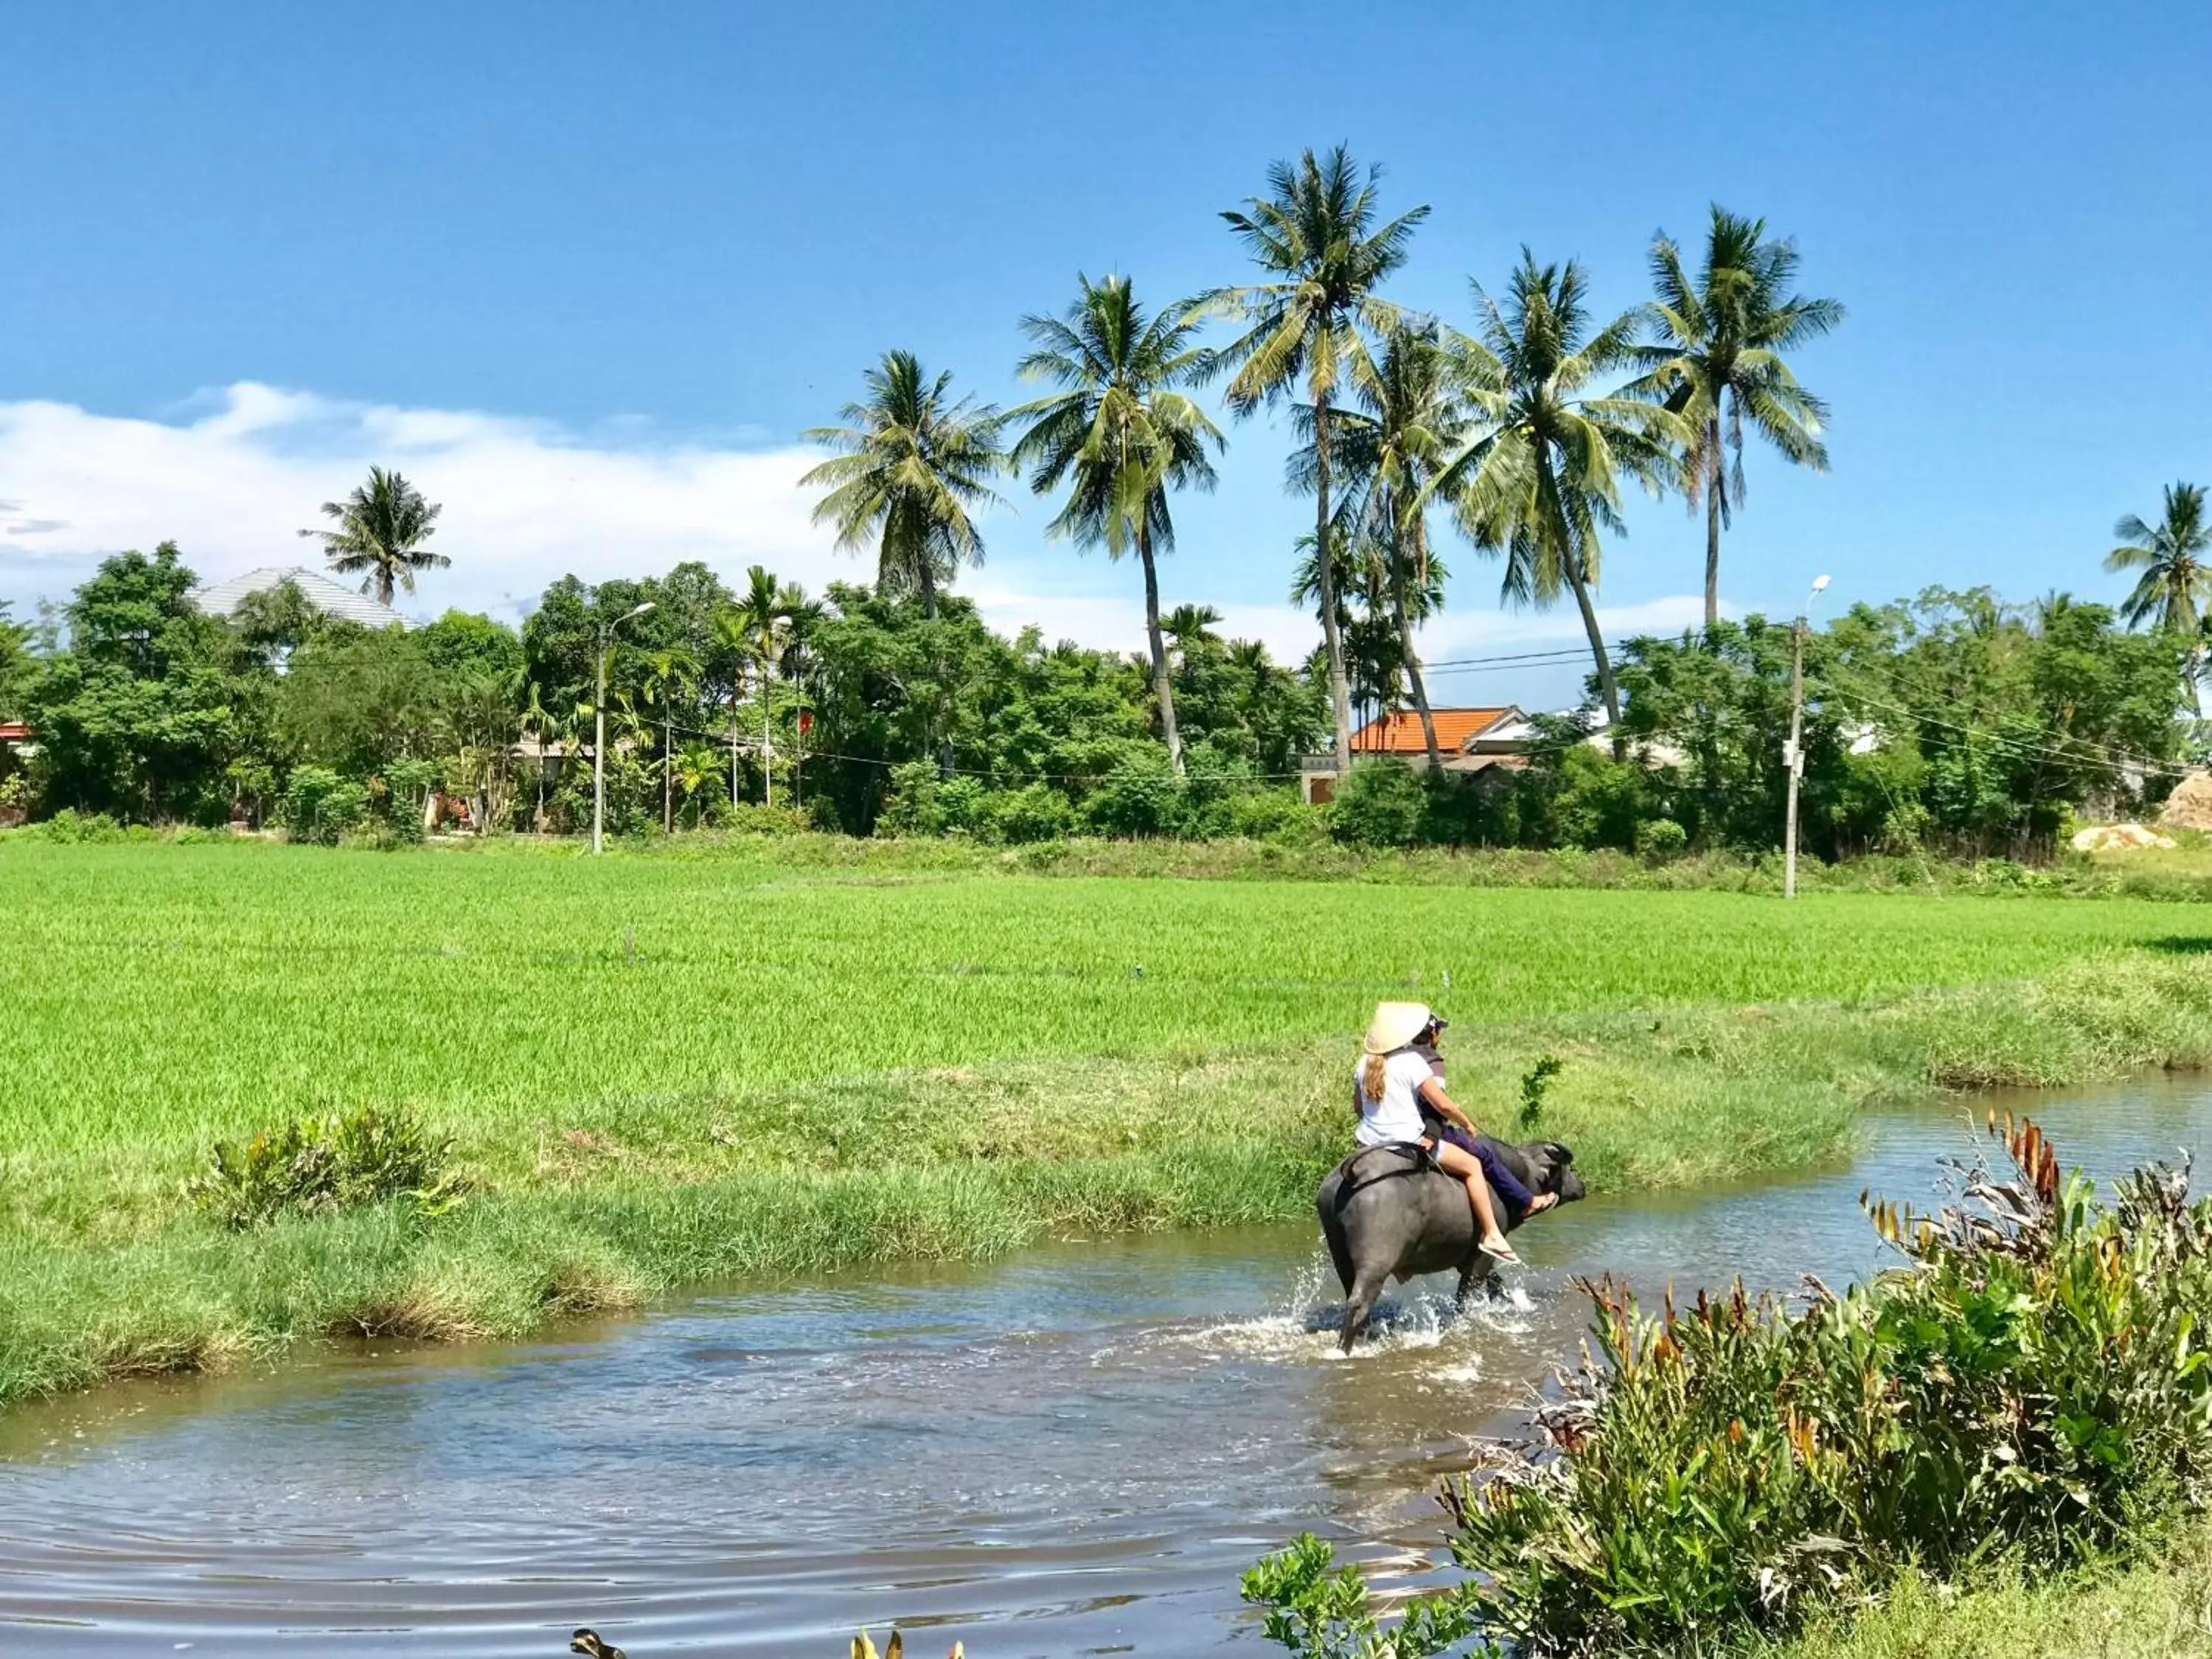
[{"x1": 190, "y1": 566, "x2": 404, "y2": 629}]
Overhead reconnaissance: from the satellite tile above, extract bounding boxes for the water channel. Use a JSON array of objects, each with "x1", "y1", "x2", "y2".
[{"x1": 2, "y1": 1076, "x2": 2206, "y2": 1657}]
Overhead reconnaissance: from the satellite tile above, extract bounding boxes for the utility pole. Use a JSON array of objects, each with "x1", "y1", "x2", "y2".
[
  {"x1": 592, "y1": 601, "x2": 655, "y2": 855},
  {"x1": 1783, "y1": 574, "x2": 1831, "y2": 900}
]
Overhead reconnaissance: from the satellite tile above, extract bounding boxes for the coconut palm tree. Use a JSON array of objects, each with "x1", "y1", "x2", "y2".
[
  {"x1": 1010, "y1": 274, "x2": 1223, "y2": 774},
  {"x1": 1625, "y1": 208, "x2": 1843, "y2": 631},
  {"x1": 2107, "y1": 481, "x2": 2210, "y2": 713},
  {"x1": 1290, "y1": 324, "x2": 1467, "y2": 768},
  {"x1": 299, "y1": 466, "x2": 450, "y2": 607},
  {"x1": 640, "y1": 647, "x2": 700, "y2": 832},
  {"x1": 801, "y1": 350, "x2": 1006, "y2": 619},
  {"x1": 1436, "y1": 252, "x2": 1688, "y2": 731},
  {"x1": 1210, "y1": 145, "x2": 1428, "y2": 774}
]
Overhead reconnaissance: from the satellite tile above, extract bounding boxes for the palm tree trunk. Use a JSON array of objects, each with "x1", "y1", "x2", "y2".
[
  {"x1": 761, "y1": 677, "x2": 773, "y2": 808},
  {"x1": 1394, "y1": 513, "x2": 1441, "y2": 771},
  {"x1": 1314, "y1": 406, "x2": 1354, "y2": 773},
  {"x1": 729, "y1": 694, "x2": 744, "y2": 810},
  {"x1": 1563, "y1": 549, "x2": 1624, "y2": 740},
  {"x1": 1704, "y1": 423, "x2": 1723, "y2": 635},
  {"x1": 1138, "y1": 523, "x2": 1184, "y2": 776},
  {"x1": 662, "y1": 710, "x2": 673, "y2": 832}
]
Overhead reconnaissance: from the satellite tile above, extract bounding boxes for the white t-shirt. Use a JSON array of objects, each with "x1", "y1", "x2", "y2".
[{"x1": 1353, "y1": 1049, "x2": 1434, "y2": 1147}]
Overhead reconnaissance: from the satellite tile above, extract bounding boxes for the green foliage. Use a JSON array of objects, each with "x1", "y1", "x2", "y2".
[
  {"x1": 279, "y1": 765, "x2": 371, "y2": 844},
  {"x1": 1636, "y1": 816, "x2": 1688, "y2": 863},
  {"x1": 1241, "y1": 1533, "x2": 1478, "y2": 1659},
  {"x1": 1441, "y1": 1121, "x2": 2212, "y2": 1654},
  {"x1": 1517, "y1": 1054, "x2": 1563, "y2": 1131},
  {"x1": 187, "y1": 1104, "x2": 465, "y2": 1229},
  {"x1": 1085, "y1": 746, "x2": 1185, "y2": 836},
  {"x1": 1330, "y1": 758, "x2": 1430, "y2": 846}
]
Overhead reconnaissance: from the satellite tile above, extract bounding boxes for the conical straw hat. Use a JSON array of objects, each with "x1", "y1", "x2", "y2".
[{"x1": 1363, "y1": 1001, "x2": 1433, "y2": 1055}]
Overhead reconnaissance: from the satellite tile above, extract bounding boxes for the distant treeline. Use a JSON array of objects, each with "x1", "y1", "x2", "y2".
[{"x1": 0, "y1": 544, "x2": 2197, "y2": 861}]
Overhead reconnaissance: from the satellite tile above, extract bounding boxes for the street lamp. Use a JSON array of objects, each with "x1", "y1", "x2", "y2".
[
  {"x1": 593, "y1": 601, "x2": 656, "y2": 855},
  {"x1": 1782, "y1": 574, "x2": 1832, "y2": 900}
]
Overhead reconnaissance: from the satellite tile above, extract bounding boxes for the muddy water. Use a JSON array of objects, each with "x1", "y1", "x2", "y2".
[{"x1": 2, "y1": 1077, "x2": 2206, "y2": 1658}]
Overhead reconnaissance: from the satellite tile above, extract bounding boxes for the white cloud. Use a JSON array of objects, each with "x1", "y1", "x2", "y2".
[
  {"x1": 0, "y1": 383, "x2": 849, "y2": 625},
  {"x1": 0, "y1": 383, "x2": 1714, "y2": 678}
]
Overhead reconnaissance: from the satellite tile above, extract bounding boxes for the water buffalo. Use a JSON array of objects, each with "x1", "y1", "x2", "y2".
[{"x1": 1315, "y1": 1138, "x2": 1586, "y2": 1352}]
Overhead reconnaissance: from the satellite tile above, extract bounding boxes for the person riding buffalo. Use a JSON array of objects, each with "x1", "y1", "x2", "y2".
[{"x1": 1352, "y1": 1001, "x2": 1555, "y2": 1266}]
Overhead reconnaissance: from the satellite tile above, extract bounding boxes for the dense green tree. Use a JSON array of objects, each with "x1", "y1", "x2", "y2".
[
  {"x1": 277, "y1": 625, "x2": 440, "y2": 782},
  {"x1": 299, "y1": 466, "x2": 451, "y2": 606},
  {"x1": 2106, "y1": 481, "x2": 2208, "y2": 713},
  {"x1": 417, "y1": 611, "x2": 526, "y2": 682},
  {"x1": 1211, "y1": 145, "x2": 1427, "y2": 774},
  {"x1": 1438, "y1": 252, "x2": 1688, "y2": 728},
  {"x1": 801, "y1": 350, "x2": 1006, "y2": 618},
  {"x1": 1011, "y1": 273, "x2": 1223, "y2": 774},
  {"x1": 26, "y1": 543, "x2": 256, "y2": 821},
  {"x1": 1626, "y1": 208, "x2": 1843, "y2": 630},
  {"x1": 1821, "y1": 587, "x2": 2186, "y2": 852}
]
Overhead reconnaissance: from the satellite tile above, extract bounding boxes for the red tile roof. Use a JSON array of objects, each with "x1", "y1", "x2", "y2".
[
  {"x1": 1349, "y1": 708, "x2": 1513, "y2": 754},
  {"x1": 0, "y1": 722, "x2": 31, "y2": 742}
]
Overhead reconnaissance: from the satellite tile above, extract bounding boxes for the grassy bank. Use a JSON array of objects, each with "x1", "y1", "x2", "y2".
[
  {"x1": 1756, "y1": 1520, "x2": 2212, "y2": 1659},
  {"x1": 2, "y1": 874, "x2": 2208, "y2": 1405}
]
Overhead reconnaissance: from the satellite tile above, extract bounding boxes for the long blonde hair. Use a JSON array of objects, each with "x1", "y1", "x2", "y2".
[{"x1": 1362, "y1": 1052, "x2": 1389, "y2": 1104}]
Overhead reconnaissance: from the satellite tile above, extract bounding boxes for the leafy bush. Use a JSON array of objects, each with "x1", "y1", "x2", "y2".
[
  {"x1": 187, "y1": 1104, "x2": 467, "y2": 1228},
  {"x1": 1636, "y1": 816, "x2": 1688, "y2": 863},
  {"x1": 1248, "y1": 1119, "x2": 2212, "y2": 1656},
  {"x1": 876, "y1": 760, "x2": 947, "y2": 836},
  {"x1": 11, "y1": 807, "x2": 129, "y2": 843},
  {"x1": 1329, "y1": 759, "x2": 1429, "y2": 847},
  {"x1": 993, "y1": 782, "x2": 1075, "y2": 844},
  {"x1": 1085, "y1": 748, "x2": 1183, "y2": 838},
  {"x1": 1227, "y1": 786, "x2": 1328, "y2": 845},
  {"x1": 723, "y1": 802, "x2": 813, "y2": 836},
  {"x1": 279, "y1": 766, "x2": 372, "y2": 845}
]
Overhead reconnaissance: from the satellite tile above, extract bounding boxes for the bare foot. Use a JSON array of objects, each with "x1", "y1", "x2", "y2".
[
  {"x1": 1525, "y1": 1193, "x2": 1559, "y2": 1215},
  {"x1": 1479, "y1": 1234, "x2": 1520, "y2": 1265}
]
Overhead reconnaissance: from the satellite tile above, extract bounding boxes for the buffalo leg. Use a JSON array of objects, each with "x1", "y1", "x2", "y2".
[
  {"x1": 1340, "y1": 1267, "x2": 1389, "y2": 1354},
  {"x1": 1455, "y1": 1263, "x2": 1503, "y2": 1307}
]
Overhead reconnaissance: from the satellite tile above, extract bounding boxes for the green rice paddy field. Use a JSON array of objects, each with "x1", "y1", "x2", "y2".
[{"x1": 1, "y1": 838, "x2": 2209, "y2": 1403}]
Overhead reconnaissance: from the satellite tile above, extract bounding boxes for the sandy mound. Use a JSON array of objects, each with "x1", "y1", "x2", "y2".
[
  {"x1": 2159, "y1": 770, "x2": 2212, "y2": 834},
  {"x1": 2071, "y1": 822, "x2": 2177, "y2": 853}
]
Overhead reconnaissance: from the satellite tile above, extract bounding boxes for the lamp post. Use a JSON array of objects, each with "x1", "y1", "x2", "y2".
[
  {"x1": 1782, "y1": 574, "x2": 1832, "y2": 900},
  {"x1": 592, "y1": 601, "x2": 656, "y2": 855}
]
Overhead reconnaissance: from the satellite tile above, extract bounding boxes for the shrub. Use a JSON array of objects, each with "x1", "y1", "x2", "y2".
[
  {"x1": 722, "y1": 802, "x2": 813, "y2": 836},
  {"x1": 1228, "y1": 787, "x2": 1328, "y2": 846},
  {"x1": 1637, "y1": 816, "x2": 1688, "y2": 864},
  {"x1": 279, "y1": 766, "x2": 372, "y2": 845},
  {"x1": 1329, "y1": 759, "x2": 1428, "y2": 847},
  {"x1": 876, "y1": 761, "x2": 946, "y2": 836},
  {"x1": 1248, "y1": 1119, "x2": 2212, "y2": 1656},
  {"x1": 1447, "y1": 1117, "x2": 2212, "y2": 1652},
  {"x1": 994, "y1": 782, "x2": 1074, "y2": 844},
  {"x1": 188, "y1": 1104, "x2": 466, "y2": 1229},
  {"x1": 1085, "y1": 749, "x2": 1183, "y2": 838}
]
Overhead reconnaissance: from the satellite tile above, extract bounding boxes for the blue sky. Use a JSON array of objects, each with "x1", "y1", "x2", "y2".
[{"x1": 3, "y1": 0, "x2": 2206, "y2": 707}]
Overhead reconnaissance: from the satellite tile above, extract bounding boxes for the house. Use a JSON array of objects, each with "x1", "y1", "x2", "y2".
[
  {"x1": 1298, "y1": 706, "x2": 1531, "y2": 803},
  {"x1": 0, "y1": 721, "x2": 31, "y2": 752},
  {"x1": 190, "y1": 566, "x2": 406, "y2": 629}
]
